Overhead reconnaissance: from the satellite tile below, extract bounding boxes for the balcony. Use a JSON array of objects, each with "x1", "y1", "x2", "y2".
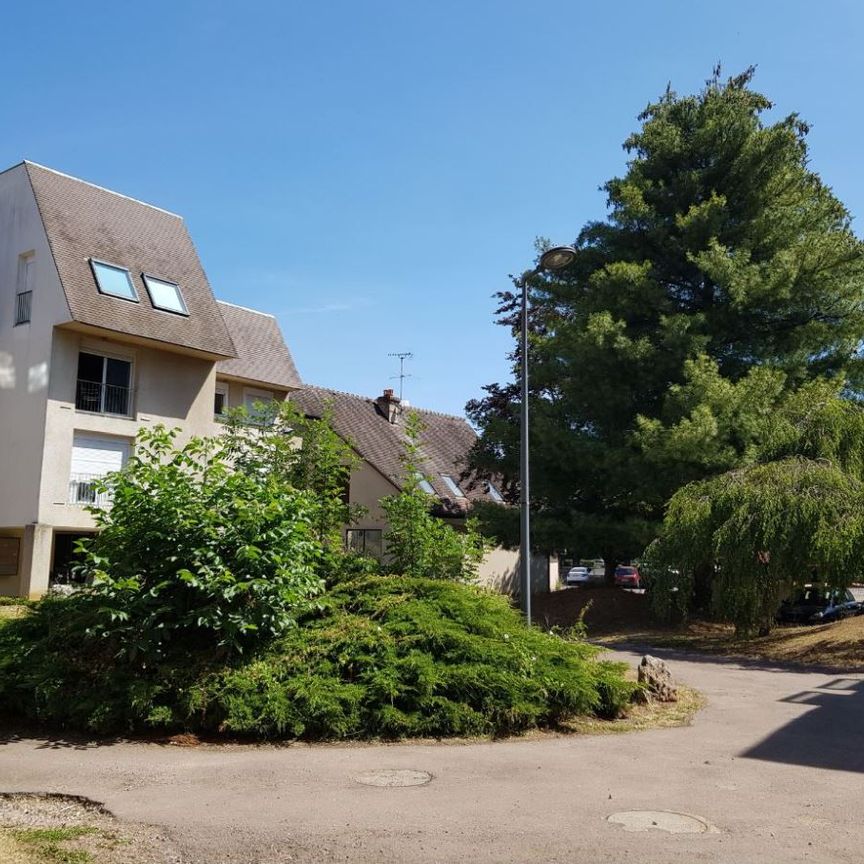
[
  {"x1": 14, "y1": 290, "x2": 32, "y2": 325},
  {"x1": 75, "y1": 379, "x2": 131, "y2": 416},
  {"x1": 68, "y1": 473, "x2": 112, "y2": 507}
]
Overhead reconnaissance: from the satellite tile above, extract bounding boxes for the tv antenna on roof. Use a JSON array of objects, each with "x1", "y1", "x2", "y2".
[{"x1": 388, "y1": 352, "x2": 413, "y2": 401}]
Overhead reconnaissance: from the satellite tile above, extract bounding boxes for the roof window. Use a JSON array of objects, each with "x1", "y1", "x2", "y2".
[
  {"x1": 414, "y1": 472, "x2": 435, "y2": 495},
  {"x1": 143, "y1": 274, "x2": 188, "y2": 315},
  {"x1": 90, "y1": 259, "x2": 138, "y2": 302},
  {"x1": 487, "y1": 482, "x2": 504, "y2": 503},
  {"x1": 441, "y1": 474, "x2": 466, "y2": 498}
]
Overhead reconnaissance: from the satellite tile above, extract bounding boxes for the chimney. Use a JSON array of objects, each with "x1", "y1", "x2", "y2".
[{"x1": 376, "y1": 388, "x2": 402, "y2": 424}]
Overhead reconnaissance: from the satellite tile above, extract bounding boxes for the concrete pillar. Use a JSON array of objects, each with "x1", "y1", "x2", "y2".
[{"x1": 20, "y1": 523, "x2": 53, "y2": 598}]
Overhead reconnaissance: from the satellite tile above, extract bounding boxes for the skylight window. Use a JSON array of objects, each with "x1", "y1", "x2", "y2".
[
  {"x1": 441, "y1": 474, "x2": 466, "y2": 498},
  {"x1": 414, "y1": 472, "x2": 435, "y2": 494},
  {"x1": 90, "y1": 259, "x2": 138, "y2": 302},
  {"x1": 487, "y1": 482, "x2": 504, "y2": 503},
  {"x1": 143, "y1": 274, "x2": 188, "y2": 315}
]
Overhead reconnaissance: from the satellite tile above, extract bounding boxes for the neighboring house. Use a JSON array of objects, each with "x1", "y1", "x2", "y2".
[
  {"x1": 0, "y1": 162, "x2": 300, "y2": 597},
  {"x1": 290, "y1": 385, "x2": 558, "y2": 594}
]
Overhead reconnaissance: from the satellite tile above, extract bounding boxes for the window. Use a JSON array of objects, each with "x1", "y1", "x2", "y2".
[
  {"x1": 15, "y1": 253, "x2": 34, "y2": 325},
  {"x1": 414, "y1": 472, "x2": 435, "y2": 494},
  {"x1": 214, "y1": 383, "x2": 228, "y2": 417},
  {"x1": 90, "y1": 259, "x2": 138, "y2": 301},
  {"x1": 76, "y1": 352, "x2": 132, "y2": 415},
  {"x1": 487, "y1": 482, "x2": 504, "y2": 503},
  {"x1": 143, "y1": 274, "x2": 188, "y2": 315},
  {"x1": 68, "y1": 434, "x2": 130, "y2": 506},
  {"x1": 441, "y1": 474, "x2": 466, "y2": 498},
  {"x1": 345, "y1": 529, "x2": 383, "y2": 560},
  {"x1": 243, "y1": 387, "x2": 274, "y2": 421}
]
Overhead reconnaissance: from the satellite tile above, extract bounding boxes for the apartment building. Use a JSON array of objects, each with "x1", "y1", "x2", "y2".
[
  {"x1": 0, "y1": 161, "x2": 553, "y2": 598},
  {"x1": 0, "y1": 162, "x2": 300, "y2": 597}
]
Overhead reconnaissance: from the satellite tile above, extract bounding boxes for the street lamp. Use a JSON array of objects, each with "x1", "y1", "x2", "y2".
[{"x1": 518, "y1": 245, "x2": 577, "y2": 625}]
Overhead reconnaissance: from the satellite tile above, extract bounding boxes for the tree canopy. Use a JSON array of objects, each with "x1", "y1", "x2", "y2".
[{"x1": 469, "y1": 68, "x2": 864, "y2": 573}]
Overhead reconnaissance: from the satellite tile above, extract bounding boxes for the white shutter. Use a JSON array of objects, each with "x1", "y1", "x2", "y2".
[{"x1": 70, "y1": 435, "x2": 129, "y2": 477}]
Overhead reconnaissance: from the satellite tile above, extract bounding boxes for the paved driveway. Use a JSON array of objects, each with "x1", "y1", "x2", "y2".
[{"x1": 1, "y1": 649, "x2": 862, "y2": 863}]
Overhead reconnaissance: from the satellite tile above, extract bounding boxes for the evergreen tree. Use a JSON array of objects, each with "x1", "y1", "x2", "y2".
[{"x1": 468, "y1": 67, "x2": 864, "y2": 571}]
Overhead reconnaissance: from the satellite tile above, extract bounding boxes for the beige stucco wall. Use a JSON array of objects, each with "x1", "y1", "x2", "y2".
[
  {"x1": 0, "y1": 164, "x2": 72, "y2": 528},
  {"x1": 38, "y1": 329, "x2": 219, "y2": 530}
]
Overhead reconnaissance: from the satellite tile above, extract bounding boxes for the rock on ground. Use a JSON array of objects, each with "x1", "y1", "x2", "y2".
[{"x1": 638, "y1": 654, "x2": 679, "y2": 702}]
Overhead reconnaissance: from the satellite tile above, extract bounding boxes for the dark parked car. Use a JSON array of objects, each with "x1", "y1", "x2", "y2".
[
  {"x1": 614, "y1": 565, "x2": 640, "y2": 589},
  {"x1": 778, "y1": 585, "x2": 861, "y2": 625}
]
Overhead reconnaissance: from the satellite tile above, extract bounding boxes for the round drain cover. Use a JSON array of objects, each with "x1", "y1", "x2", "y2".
[
  {"x1": 608, "y1": 810, "x2": 718, "y2": 834},
  {"x1": 354, "y1": 769, "x2": 432, "y2": 788}
]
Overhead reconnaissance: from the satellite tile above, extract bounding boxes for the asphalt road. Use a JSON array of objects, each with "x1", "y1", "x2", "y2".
[{"x1": 1, "y1": 648, "x2": 862, "y2": 863}]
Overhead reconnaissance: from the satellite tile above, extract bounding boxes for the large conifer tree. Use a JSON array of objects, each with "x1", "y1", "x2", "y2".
[{"x1": 469, "y1": 68, "x2": 864, "y2": 568}]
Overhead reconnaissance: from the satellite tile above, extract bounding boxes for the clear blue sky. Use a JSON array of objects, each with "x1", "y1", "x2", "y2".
[{"x1": 3, "y1": 1, "x2": 862, "y2": 416}]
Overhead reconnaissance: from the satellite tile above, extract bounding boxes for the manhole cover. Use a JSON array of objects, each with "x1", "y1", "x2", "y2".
[
  {"x1": 353, "y1": 769, "x2": 432, "y2": 788},
  {"x1": 608, "y1": 810, "x2": 719, "y2": 834}
]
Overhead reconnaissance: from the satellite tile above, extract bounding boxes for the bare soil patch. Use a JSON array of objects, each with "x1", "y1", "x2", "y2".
[
  {"x1": 532, "y1": 586, "x2": 657, "y2": 635},
  {"x1": 0, "y1": 794, "x2": 179, "y2": 863}
]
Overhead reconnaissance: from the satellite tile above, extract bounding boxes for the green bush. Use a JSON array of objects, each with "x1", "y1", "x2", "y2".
[
  {"x1": 74, "y1": 425, "x2": 325, "y2": 663},
  {"x1": 0, "y1": 576, "x2": 637, "y2": 738}
]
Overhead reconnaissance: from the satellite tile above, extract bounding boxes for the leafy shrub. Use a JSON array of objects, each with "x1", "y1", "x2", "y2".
[
  {"x1": 0, "y1": 576, "x2": 637, "y2": 738},
  {"x1": 381, "y1": 413, "x2": 486, "y2": 581},
  {"x1": 75, "y1": 425, "x2": 324, "y2": 662}
]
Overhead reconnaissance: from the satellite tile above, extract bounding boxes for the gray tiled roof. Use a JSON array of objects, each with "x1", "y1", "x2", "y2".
[
  {"x1": 215, "y1": 301, "x2": 302, "y2": 389},
  {"x1": 25, "y1": 162, "x2": 236, "y2": 358},
  {"x1": 290, "y1": 386, "x2": 494, "y2": 510}
]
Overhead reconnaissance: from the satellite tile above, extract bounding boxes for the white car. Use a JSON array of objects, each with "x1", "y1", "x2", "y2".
[{"x1": 565, "y1": 566, "x2": 591, "y2": 587}]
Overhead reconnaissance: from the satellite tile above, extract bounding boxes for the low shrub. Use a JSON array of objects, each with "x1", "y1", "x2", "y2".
[{"x1": 0, "y1": 576, "x2": 637, "y2": 739}]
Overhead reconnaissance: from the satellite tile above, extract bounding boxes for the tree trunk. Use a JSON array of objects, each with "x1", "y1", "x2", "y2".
[{"x1": 692, "y1": 560, "x2": 714, "y2": 615}]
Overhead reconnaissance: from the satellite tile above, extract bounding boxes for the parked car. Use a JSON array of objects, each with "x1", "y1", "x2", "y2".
[
  {"x1": 778, "y1": 585, "x2": 861, "y2": 624},
  {"x1": 565, "y1": 566, "x2": 591, "y2": 587},
  {"x1": 614, "y1": 564, "x2": 640, "y2": 588}
]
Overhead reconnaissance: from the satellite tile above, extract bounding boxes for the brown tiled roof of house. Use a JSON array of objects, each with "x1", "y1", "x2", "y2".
[
  {"x1": 290, "y1": 385, "x2": 495, "y2": 512},
  {"x1": 24, "y1": 162, "x2": 236, "y2": 358},
  {"x1": 215, "y1": 301, "x2": 302, "y2": 389}
]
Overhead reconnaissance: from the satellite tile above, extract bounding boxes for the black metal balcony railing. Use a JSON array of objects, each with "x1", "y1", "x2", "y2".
[
  {"x1": 68, "y1": 473, "x2": 112, "y2": 507},
  {"x1": 75, "y1": 379, "x2": 131, "y2": 415},
  {"x1": 14, "y1": 290, "x2": 32, "y2": 325}
]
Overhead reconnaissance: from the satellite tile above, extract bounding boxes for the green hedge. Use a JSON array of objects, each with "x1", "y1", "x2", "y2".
[{"x1": 0, "y1": 576, "x2": 637, "y2": 739}]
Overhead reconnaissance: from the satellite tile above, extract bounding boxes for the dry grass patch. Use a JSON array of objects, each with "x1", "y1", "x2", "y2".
[
  {"x1": 600, "y1": 616, "x2": 864, "y2": 671},
  {"x1": 564, "y1": 685, "x2": 704, "y2": 735}
]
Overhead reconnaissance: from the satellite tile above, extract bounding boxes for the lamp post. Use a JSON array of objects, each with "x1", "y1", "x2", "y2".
[{"x1": 519, "y1": 245, "x2": 577, "y2": 625}]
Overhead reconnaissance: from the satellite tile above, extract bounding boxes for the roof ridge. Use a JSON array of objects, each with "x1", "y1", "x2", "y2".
[
  {"x1": 217, "y1": 299, "x2": 276, "y2": 317},
  {"x1": 299, "y1": 384, "x2": 468, "y2": 422},
  {"x1": 23, "y1": 161, "x2": 182, "y2": 218}
]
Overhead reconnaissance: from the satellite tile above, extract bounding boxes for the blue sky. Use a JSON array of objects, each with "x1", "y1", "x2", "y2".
[{"x1": 2, "y1": 1, "x2": 862, "y2": 416}]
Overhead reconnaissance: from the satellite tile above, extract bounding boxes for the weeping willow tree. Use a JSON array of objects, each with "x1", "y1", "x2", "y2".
[{"x1": 647, "y1": 457, "x2": 864, "y2": 636}]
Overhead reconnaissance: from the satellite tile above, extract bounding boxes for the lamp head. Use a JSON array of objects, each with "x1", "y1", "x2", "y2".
[{"x1": 538, "y1": 245, "x2": 577, "y2": 272}]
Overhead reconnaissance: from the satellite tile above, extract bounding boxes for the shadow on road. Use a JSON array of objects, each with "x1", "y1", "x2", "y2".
[{"x1": 742, "y1": 678, "x2": 864, "y2": 773}]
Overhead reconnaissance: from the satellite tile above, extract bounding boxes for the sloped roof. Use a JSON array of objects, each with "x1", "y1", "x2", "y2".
[
  {"x1": 215, "y1": 301, "x2": 302, "y2": 389},
  {"x1": 24, "y1": 162, "x2": 235, "y2": 358},
  {"x1": 290, "y1": 385, "x2": 495, "y2": 511}
]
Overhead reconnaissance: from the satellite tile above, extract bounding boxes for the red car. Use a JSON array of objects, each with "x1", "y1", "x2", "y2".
[{"x1": 614, "y1": 565, "x2": 640, "y2": 588}]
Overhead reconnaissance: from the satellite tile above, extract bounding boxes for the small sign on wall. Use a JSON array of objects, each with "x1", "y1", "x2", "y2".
[{"x1": 0, "y1": 537, "x2": 20, "y2": 576}]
